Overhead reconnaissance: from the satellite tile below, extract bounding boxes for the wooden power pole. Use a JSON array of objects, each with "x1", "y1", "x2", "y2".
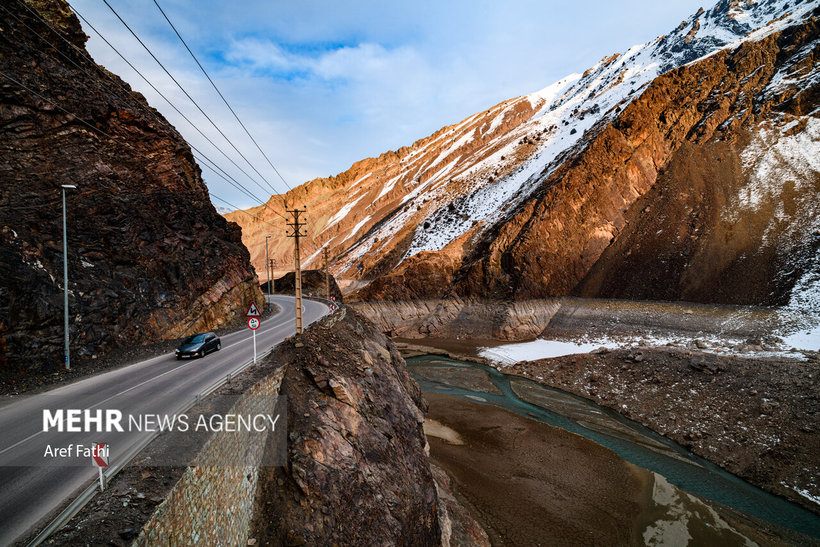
[
  {"x1": 286, "y1": 208, "x2": 307, "y2": 334},
  {"x1": 269, "y1": 258, "x2": 276, "y2": 294},
  {"x1": 322, "y1": 248, "x2": 331, "y2": 300}
]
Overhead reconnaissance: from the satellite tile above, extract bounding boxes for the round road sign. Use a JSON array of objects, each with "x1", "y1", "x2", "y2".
[{"x1": 247, "y1": 317, "x2": 260, "y2": 330}]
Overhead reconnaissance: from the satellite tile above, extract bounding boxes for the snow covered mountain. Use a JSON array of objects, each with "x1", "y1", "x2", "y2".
[{"x1": 227, "y1": 0, "x2": 819, "y2": 311}]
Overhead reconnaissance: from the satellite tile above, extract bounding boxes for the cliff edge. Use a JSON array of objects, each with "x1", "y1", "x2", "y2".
[{"x1": 251, "y1": 308, "x2": 442, "y2": 544}]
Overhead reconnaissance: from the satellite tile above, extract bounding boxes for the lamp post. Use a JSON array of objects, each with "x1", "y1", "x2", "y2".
[
  {"x1": 265, "y1": 235, "x2": 271, "y2": 311},
  {"x1": 61, "y1": 184, "x2": 77, "y2": 370}
]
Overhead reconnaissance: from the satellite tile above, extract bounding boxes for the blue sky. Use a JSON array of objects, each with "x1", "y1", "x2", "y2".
[{"x1": 68, "y1": 0, "x2": 708, "y2": 210}]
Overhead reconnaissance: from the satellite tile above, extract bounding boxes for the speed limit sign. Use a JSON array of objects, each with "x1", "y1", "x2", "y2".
[{"x1": 247, "y1": 317, "x2": 260, "y2": 330}]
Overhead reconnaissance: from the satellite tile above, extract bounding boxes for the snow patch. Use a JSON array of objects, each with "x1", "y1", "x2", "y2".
[
  {"x1": 735, "y1": 117, "x2": 820, "y2": 212},
  {"x1": 481, "y1": 325, "x2": 816, "y2": 366},
  {"x1": 792, "y1": 485, "x2": 820, "y2": 506},
  {"x1": 480, "y1": 338, "x2": 621, "y2": 365},
  {"x1": 344, "y1": 215, "x2": 371, "y2": 242},
  {"x1": 427, "y1": 128, "x2": 476, "y2": 170},
  {"x1": 303, "y1": 241, "x2": 329, "y2": 267},
  {"x1": 781, "y1": 265, "x2": 820, "y2": 352},
  {"x1": 325, "y1": 194, "x2": 365, "y2": 229},
  {"x1": 351, "y1": 172, "x2": 372, "y2": 187},
  {"x1": 376, "y1": 175, "x2": 400, "y2": 201}
]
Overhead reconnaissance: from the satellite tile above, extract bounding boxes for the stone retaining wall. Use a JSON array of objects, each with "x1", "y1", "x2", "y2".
[{"x1": 134, "y1": 367, "x2": 285, "y2": 546}]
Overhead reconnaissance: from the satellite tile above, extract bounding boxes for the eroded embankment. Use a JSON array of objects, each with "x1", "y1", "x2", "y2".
[
  {"x1": 349, "y1": 298, "x2": 562, "y2": 341},
  {"x1": 351, "y1": 297, "x2": 789, "y2": 345}
]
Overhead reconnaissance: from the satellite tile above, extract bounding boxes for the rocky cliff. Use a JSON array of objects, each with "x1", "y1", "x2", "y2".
[
  {"x1": 0, "y1": 0, "x2": 263, "y2": 372},
  {"x1": 362, "y1": 5, "x2": 820, "y2": 305},
  {"x1": 251, "y1": 308, "x2": 443, "y2": 545},
  {"x1": 228, "y1": 0, "x2": 819, "y2": 310}
]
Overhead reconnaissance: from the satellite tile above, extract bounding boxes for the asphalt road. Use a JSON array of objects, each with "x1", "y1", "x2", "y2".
[{"x1": 0, "y1": 295, "x2": 328, "y2": 545}]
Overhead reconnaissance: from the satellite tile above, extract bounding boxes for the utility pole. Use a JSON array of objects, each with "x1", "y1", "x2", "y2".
[
  {"x1": 61, "y1": 184, "x2": 76, "y2": 370},
  {"x1": 265, "y1": 235, "x2": 271, "y2": 311},
  {"x1": 286, "y1": 208, "x2": 307, "y2": 334},
  {"x1": 269, "y1": 258, "x2": 276, "y2": 294},
  {"x1": 322, "y1": 247, "x2": 331, "y2": 300}
]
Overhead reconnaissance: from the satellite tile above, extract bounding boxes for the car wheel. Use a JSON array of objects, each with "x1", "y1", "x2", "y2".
[
  {"x1": 199, "y1": 351, "x2": 204, "y2": 358},
  {"x1": 176, "y1": 355, "x2": 182, "y2": 360},
  {"x1": 216, "y1": 342, "x2": 221, "y2": 351}
]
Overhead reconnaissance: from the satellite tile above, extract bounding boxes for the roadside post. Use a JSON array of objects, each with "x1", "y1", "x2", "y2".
[
  {"x1": 91, "y1": 442, "x2": 108, "y2": 491},
  {"x1": 247, "y1": 302, "x2": 261, "y2": 364},
  {"x1": 248, "y1": 317, "x2": 260, "y2": 362}
]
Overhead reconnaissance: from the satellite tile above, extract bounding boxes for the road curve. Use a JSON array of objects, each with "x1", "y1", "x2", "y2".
[{"x1": 0, "y1": 295, "x2": 328, "y2": 545}]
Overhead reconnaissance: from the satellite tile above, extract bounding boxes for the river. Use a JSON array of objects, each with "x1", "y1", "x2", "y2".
[{"x1": 407, "y1": 355, "x2": 820, "y2": 539}]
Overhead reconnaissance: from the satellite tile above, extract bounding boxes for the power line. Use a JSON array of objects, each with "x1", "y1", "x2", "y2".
[
  {"x1": 13, "y1": 0, "x2": 288, "y2": 222},
  {"x1": 99, "y1": 0, "x2": 281, "y2": 199},
  {"x1": 152, "y1": 0, "x2": 292, "y2": 196},
  {"x1": 198, "y1": 159, "x2": 287, "y2": 221},
  {"x1": 209, "y1": 193, "x2": 281, "y2": 228},
  {"x1": 62, "y1": 1, "x2": 273, "y2": 201}
]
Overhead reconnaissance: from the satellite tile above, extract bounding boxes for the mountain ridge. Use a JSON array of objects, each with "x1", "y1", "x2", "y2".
[{"x1": 227, "y1": 0, "x2": 818, "y2": 312}]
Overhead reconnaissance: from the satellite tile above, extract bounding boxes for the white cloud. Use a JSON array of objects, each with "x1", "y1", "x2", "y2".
[{"x1": 223, "y1": 39, "x2": 294, "y2": 72}]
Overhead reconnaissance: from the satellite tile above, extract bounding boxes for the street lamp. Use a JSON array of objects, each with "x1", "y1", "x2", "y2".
[
  {"x1": 61, "y1": 184, "x2": 77, "y2": 370},
  {"x1": 265, "y1": 235, "x2": 271, "y2": 311}
]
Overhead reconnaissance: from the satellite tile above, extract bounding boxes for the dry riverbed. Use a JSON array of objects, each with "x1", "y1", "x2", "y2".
[{"x1": 424, "y1": 391, "x2": 811, "y2": 545}]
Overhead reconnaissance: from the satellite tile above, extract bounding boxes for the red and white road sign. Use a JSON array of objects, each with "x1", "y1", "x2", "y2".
[
  {"x1": 91, "y1": 442, "x2": 108, "y2": 467},
  {"x1": 247, "y1": 317, "x2": 260, "y2": 330},
  {"x1": 246, "y1": 302, "x2": 261, "y2": 317}
]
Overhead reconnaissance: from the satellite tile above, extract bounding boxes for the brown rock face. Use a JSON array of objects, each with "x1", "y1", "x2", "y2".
[
  {"x1": 251, "y1": 308, "x2": 440, "y2": 545},
  {"x1": 226, "y1": 92, "x2": 545, "y2": 286},
  {"x1": 0, "y1": 0, "x2": 263, "y2": 372}
]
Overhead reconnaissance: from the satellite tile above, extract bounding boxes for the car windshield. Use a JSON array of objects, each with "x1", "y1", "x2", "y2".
[{"x1": 183, "y1": 334, "x2": 207, "y2": 344}]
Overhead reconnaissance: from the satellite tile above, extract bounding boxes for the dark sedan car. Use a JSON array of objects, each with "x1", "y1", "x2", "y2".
[{"x1": 175, "y1": 332, "x2": 221, "y2": 359}]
